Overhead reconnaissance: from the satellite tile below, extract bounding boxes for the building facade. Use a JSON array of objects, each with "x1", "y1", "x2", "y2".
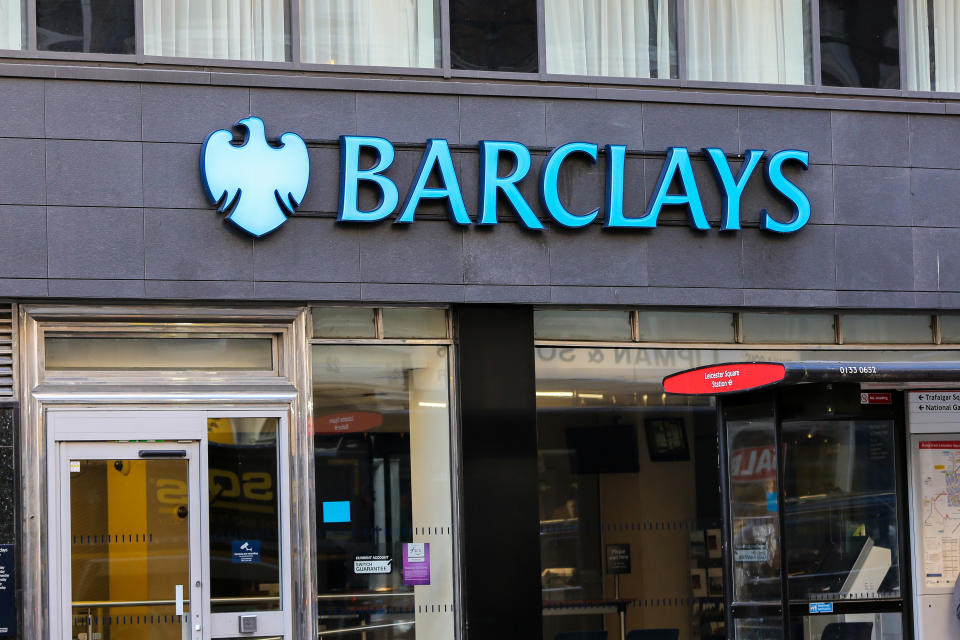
[{"x1": 2, "y1": 1, "x2": 960, "y2": 640}]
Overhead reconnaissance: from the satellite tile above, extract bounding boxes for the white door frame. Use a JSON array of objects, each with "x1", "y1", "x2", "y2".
[{"x1": 47, "y1": 408, "x2": 294, "y2": 640}]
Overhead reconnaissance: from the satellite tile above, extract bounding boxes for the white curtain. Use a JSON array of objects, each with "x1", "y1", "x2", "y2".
[
  {"x1": 300, "y1": 0, "x2": 438, "y2": 68},
  {"x1": 545, "y1": 0, "x2": 674, "y2": 78},
  {"x1": 144, "y1": 0, "x2": 287, "y2": 61},
  {"x1": 685, "y1": 0, "x2": 807, "y2": 84},
  {"x1": 906, "y1": 0, "x2": 960, "y2": 92},
  {"x1": 0, "y1": 0, "x2": 23, "y2": 50}
]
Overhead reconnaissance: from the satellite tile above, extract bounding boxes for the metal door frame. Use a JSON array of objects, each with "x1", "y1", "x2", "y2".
[{"x1": 56, "y1": 439, "x2": 204, "y2": 640}]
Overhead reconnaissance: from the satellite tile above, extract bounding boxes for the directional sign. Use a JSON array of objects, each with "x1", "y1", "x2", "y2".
[{"x1": 663, "y1": 363, "x2": 786, "y2": 395}]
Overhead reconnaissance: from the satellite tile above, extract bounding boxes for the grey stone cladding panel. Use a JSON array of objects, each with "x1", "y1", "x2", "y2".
[
  {"x1": 45, "y1": 80, "x2": 141, "y2": 141},
  {"x1": 47, "y1": 207, "x2": 144, "y2": 279},
  {"x1": 357, "y1": 93, "x2": 459, "y2": 144},
  {"x1": 253, "y1": 217, "x2": 360, "y2": 283},
  {"x1": 739, "y1": 107, "x2": 832, "y2": 161},
  {"x1": 0, "y1": 138, "x2": 45, "y2": 205},
  {"x1": 914, "y1": 227, "x2": 960, "y2": 292},
  {"x1": 834, "y1": 166, "x2": 910, "y2": 226},
  {"x1": 0, "y1": 78, "x2": 43, "y2": 138},
  {"x1": 547, "y1": 228, "x2": 648, "y2": 287},
  {"x1": 741, "y1": 224, "x2": 836, "y2": 290},
  {"x1": 545, "y1": 100, "x2": 644, "y2": 149},
  {"x1": 144, "y1": 209, "x2": 253, "y2": 281},
  {"x1": 142, "y1": 84, "x2": 250, "y2": 143},
  {"x1": 462, "y1": 223, "x2": 549, "y2": 286},
  {"x1": 358, "y1": 219, "x2": 464, "y2": 285},
  {"x1": 910, "y1": 169, "x2": 960, "y2": 228},
  {"x1": 910, "y1": 115, "x2": 960, "y2": 170},
  {"x1": 835, "y1": 226, "x2": 915, "y2": 292},
  {"x1": 46, "y1": 140, "x2": 143, "y2": 207},
  {"x1": 0, "y1": 206, "x2": 46, "y2": 278},
  {"x1": 250, "y1": 89, "x2": 357, "y2": 142},
  {"x1": 143, "y1": 143, "x2": 209, "y2": 209},
  {"x1": 459, "y1": 97, "x2": 546, "y2": 147},
  {"x1": 645, "y1": 226, "x2": 743, "y2": 289},
  {"x1": 832, "y1": 112, "x2": 908, "y2": 167},
  {"x1": 642, "y1": 103, "x2": 739, "y2": 153}
]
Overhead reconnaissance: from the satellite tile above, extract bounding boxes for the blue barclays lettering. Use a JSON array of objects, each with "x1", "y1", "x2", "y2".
[{"x1": 336, "y1": 137, "x2": 811, "y2": 234}]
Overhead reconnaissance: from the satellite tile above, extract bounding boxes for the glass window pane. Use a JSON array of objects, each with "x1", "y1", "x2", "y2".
[
  {"x1": 144, "y1": 0, "x2": 288, "y2": 62},
  {"x1": 637, "y1": 311, "x2": 735, "y2": 343},
  {"x1": 820, "y1": 0, "x2": 900, "y2": 88},
  {"x1": 535, "y1": 346, "x2": 725, "y2": 638},
  {"x1": 37, "y1": 0, "x2": 135, "y2": 53},
  {"x1": 70, "y1": 457, "x2": 191, "y2": 639},
  {"x1": 939, "y1": 315, "x2": 960, "y2": 343},
  {"x1": 44, "y1": 337, "x2": 274, "y2": 371},
  {"x1": 789, "y1": 613, "x2": 902, "y2": 640},
  {"x1": 300, "y1": 0, "x2": 439, "y2": 67},
  {"x1": 734, "y1": 617, "x2": 784, "y2": 640},
  {"x1": 905, "y1": 0, "x2": 960, "y2": 92},
  {"x1": 545, "y1": 0, "x2": 676, "y2": 78},
  {"x1": 686, "y1": 0, "x2": 811, "y2": 84},
  {"x1": 0, "y1": 0, "x2": 24, "y2": 50},
  {"x1": 728, "y1": 416, "x2": 782, "y2": 605},
  {"x1": 534, "y1": 309, "x2": 633, "y2": 341},
  {"x1": 450, "y1": 0, "x2": 538, "y2": 72},
  {"x1": 207, "y1": 417, "x2": 281, "y2": 612},
  {"x1": 312, "y1": 307, "x2": 377, "y2": 339},
  {"x1": 312, "y1": 345, "x2": 454, "y2": 638},
  {"x1": 741, "y1": 313, "x2": 835, "y2": 344},
  {"x1": 842, "y1": 314, "x2": 934, "y2": 344},
  {"x1": 382, "y1": 307, "x2": 447, "y2": 339}
]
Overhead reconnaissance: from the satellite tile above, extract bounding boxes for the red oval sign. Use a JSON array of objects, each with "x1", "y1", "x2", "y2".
[
  {"x1": 315, "y1": 411, "x2": 383, "y2": 434},
  {"x1": 663, "y1": 363, "x2": 786, "y2": 395}
]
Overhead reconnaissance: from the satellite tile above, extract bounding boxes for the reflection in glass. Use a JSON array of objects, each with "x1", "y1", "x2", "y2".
[
  {"x1": 841, "y1": 314, "x2": 934, "y2": 344},
  {"x1": 207, "y1": 417, "x2": 281, "y2": 612},
  {"x1": 312, "y1": 344, "x2": 453, "y2": 639},
  {"x1": 300, "y1": 0, "x2": 439, "y2": 67},
  {"x1": 938, "y1": 315, "x2": 960, "y2": 343},
  {"x1": 819, "y1": 0, "x2": 900, "y2": 88},
  {"x1": 144, "y1": 0, "x2": 288, "y2": 61},
  {"x1": 536, "y1": 346, "x2": 724, "y2": 639},
  {"x1": 741, "y1": 313, "x2": 835, "y2": 344},
  {"x1": 727, "y1": 417, "x2": 781, "y2": 605},
  {"x1": 734, "y1": 617, "x2": 783, "y2": 640},
  {"x1": 686, "y1": 0, "x2": 811, "y2": 84},
  {"x1": 37, "y1": 0, "x2": 135, "y2": 53},
  {"x1": 788, "y1": 612, "x2": 902, "y2": 640},
  {"x1": 70, "y1": 458, "x2": 190, "y2": 639},
  {"x1": 637, "y1": 311, "x2": 735, "y2": 342},
  {"x1": 450, "y1": 0, "x2": 538, "y2": 72},
  {"x1": 382, "y1": 308, "x2": 447, "y2": 339},
  {"x1": 0, "y1": 0, "x2": 24, "y2": 50},
  {"x1": 534, "y1": 309, "x2": 633, "y2": 341},
  {"x1": 545, "y1": 0, "x2": 676, "y2": 78},
  {"x1": 782, "y1": 420, "x2": 900, "y2": 601},
  {"x1": 45, "y1": 337, "x2": 274, "y2": 371},
  {"x1": 313, "y1": 307, "x2": 378, "y2": 339}
]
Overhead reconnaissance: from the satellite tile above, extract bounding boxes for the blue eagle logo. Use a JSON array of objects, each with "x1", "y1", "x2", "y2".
[{"x1": 200, "y1": 116, "x2": 309, "y2": 237}]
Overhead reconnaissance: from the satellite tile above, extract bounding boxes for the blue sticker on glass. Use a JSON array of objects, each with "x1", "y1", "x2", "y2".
[
  {"x1": 809, "y1": 602, "x2": 834, "y2": 614},
  {"x1": 231, "y1": 540, "x2": 260, "y2": 564},
  {"x1": 323, "y1": 500, "x2": 351, "y2": 524},
  {"x1": 201, "y1": 116, "x2": 310, "y2": 237},
  {"x1": 766, "y1": 491, "x2": 778, "y2": 512}
]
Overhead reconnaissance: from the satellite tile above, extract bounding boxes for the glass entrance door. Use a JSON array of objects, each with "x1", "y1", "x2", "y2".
[
  {"x1": 58, "y1": 441, "x2": 203, "y2": 640},
  {"x1": 721, "y1": 385, "x2": 908, "y2": 640}
]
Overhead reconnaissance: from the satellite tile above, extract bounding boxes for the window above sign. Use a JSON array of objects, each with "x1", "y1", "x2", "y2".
[{"x1": 0, "y1": 0, "x2": 954, "y2": 96}]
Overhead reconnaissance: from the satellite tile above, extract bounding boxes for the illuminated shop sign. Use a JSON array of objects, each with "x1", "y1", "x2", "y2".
[{"x1": 202, "y1": 117, "x2": 810, "y2": 238}]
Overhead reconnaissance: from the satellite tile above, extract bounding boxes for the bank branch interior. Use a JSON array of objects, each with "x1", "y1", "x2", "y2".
[{"x1": 11, "y1": 306, "x2": 960, "y2": 640}]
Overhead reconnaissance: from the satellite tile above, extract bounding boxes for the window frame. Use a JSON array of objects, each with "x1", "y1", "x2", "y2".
[{"x1": 0, "y1": 0, "x2": 949, "y2": 98}]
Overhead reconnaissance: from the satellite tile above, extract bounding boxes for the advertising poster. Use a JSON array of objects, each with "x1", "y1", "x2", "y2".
[{"x1": 403, "y1": 543, "x2": 430, "y2": 585}]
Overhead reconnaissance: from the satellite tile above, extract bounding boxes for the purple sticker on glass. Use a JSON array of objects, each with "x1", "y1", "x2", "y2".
[{"x1": 402, "y1": 542, "x2": 430, "y2": 586}]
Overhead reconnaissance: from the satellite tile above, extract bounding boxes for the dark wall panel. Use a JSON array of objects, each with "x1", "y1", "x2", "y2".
[{"x1": 455, "y1": 305, "x2": 542, "y2": 640}]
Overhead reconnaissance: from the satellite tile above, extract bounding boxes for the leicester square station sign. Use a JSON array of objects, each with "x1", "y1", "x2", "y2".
[{"x1": 200, "y1": 116, "x2": 811, "y2": 238}]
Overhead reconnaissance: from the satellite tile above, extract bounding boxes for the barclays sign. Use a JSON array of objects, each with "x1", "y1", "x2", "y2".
[{"x1": 202, "y1": 117, "x2": 810, "y2": 238}]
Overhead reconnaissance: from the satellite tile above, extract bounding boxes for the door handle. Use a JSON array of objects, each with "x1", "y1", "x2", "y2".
[
  {"x1": 175, "y1": 584, "x2": 184, "y2": 616},
  {"x1": 139, "y1": 450, "x2": 187, "y2": 458}
]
